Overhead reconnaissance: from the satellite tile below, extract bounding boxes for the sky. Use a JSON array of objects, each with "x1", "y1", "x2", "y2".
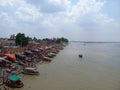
[{"x1": 0, "y1": 0, "x2": 120, "y2": 41}]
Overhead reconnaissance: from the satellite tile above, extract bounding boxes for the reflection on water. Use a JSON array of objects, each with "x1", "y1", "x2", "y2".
[{"x1": 14, "y1": 42, "x2": 120, "y2": 90}]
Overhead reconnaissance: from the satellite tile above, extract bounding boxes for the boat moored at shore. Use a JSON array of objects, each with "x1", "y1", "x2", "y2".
[
  {"x1": 6, "y1": 75, "x2": 24, "y2": 88},
  {"x1": 22, "y1": 67, "x2": 40, "y2": 75}
]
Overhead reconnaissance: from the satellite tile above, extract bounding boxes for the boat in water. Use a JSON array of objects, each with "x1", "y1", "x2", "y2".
[
  {"x1": 40, "y1": 54, "x2": 52, "y2": 62},
  {"x1": 6, "y1": 75, "x2": 24, "y2": 88},
  {"x1": 22, "y1": 67, "x2": 40, "y2": 75}
]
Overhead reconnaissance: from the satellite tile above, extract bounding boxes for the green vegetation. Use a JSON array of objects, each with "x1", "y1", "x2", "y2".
[
  {"x1": 15, "y1": 33, "x2": 68, "y2": 46},
  {"x1": 56, "y1": 37, "x2": 69, "y2": 44},
  {"x1": 15, "y1": 33, "x2": 29, "y2": 47}
]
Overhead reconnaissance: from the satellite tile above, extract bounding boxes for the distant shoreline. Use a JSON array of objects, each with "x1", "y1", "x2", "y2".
[{"x1": 70, "y1": 41, "x2": 120, "y2": 43}]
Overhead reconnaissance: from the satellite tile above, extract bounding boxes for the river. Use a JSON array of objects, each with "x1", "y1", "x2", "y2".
[{"x1": 14, "y1": 42, "x2": 120, "y2": 90}]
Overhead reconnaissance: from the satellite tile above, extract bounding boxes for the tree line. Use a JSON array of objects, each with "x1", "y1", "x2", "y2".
[{"x1": 14, "y1": 33, "x2": 69, "y2": 47}]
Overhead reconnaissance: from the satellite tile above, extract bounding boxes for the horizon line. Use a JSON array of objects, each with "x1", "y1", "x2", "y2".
[{"x1": 70, "y1": 41, "x2": 120, "y2": 43}]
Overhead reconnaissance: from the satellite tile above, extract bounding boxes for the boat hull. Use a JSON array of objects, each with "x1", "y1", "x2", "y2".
[{"x1": 22, "y1": 71, "x2": 40, "y2": 75}]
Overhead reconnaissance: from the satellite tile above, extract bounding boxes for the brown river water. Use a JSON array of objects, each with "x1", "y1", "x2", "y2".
[{"x1": 8, "y1": 42, "x2": 120, "y2": 90}]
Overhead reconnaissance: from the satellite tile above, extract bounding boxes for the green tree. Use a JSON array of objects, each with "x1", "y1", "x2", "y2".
[
  {"x1": 56, "y1": 37, "x2": 69, "y2": 44},
  {"x1": 56, "y1": 38, "x2": 61, "y2": 44},
  {"x1": 15, "y1": 33, "x2": 29, "y2": 47}
]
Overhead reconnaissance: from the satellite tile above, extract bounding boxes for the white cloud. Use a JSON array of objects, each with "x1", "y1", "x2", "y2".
[
  {"x1": 0, "y1": 0, "x2": 15, "y2": 6},
  {"x1": 63, "y1": 0, "x2": 105, "y2": 22},
  {"x1": 95, "y1": 13, "x2": 115, "y2": 24},
  {"x1": 49, "y1": 0, "x2": 71, "y2": 6},
  {"x1": 14, "y1": 0, "x2": 42, "y2": 22},
  {"x1": 0, "y1": 12, "x2": 16, "y2": 27},
  {"x1": 25, "y1": 0, "x2": 70, "y2": 13},
  {"x1": 0, "y1": 0, "x2": 119, "y2": 41}
]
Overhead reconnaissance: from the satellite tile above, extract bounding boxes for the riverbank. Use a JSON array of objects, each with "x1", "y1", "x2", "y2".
[{"x1": 0, "y1": 39, "x2": 68, "y2": 89}]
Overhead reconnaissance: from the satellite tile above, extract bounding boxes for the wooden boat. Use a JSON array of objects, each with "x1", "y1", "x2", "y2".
[
  {"x1": 18, "y1": 61, "x2": 24, "y2": 66},
  {"x1": 6, "y1": 75, "x2": 24, "y2": 88},
  {"x1": 40, "y1": 54, "x2": 52, "y2": 62},
  {"x1": 22, "y1": 67, "x2": 40, "y2": 75},
  {"x1": 42, "y1": 56, "x2": 52, "y2": 61},
  {"x1": 78, "y1": 54, "x2": 83, "y2": 58},
  {"x1": 46, "y1": 53, "x2": 56, "y2": 58}
]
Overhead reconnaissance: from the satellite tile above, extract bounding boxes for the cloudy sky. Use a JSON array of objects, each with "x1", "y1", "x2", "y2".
[{"x1": 0, "y1": 0, "x2": 120, "y2": 41}]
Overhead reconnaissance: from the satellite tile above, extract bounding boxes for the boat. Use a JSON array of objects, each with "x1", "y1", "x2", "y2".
[
  {"x1": 42, "y1": 56, "x2": 52, "y2": 61},
  {"x1": 40, "y1": 54, "x2": 52, "y2": 62},
  {"x1": 6, "y1": 75, "x2": 24, "y2": 88},
  {"x1": 46, "y1": 53, "x2": 56, "y2": 58},
  {"x1": 18, "y1": 61, "x2": 24, "y2": 66},
  {"x1": 78, "y1": 54, "x2": 83, "y2": 58},
  {"x1": 22, "y1": 67, "x2": 40, "y2": 75}
]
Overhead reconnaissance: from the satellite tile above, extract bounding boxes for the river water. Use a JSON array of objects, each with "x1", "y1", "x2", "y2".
[{"x1": 15, "y1": 42, "x2": 120, "y2": 90}]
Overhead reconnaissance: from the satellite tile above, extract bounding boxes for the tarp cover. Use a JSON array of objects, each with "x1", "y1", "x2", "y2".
[{"x1": 8, "y1": 75, "x2": 20, "y2": 81}]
